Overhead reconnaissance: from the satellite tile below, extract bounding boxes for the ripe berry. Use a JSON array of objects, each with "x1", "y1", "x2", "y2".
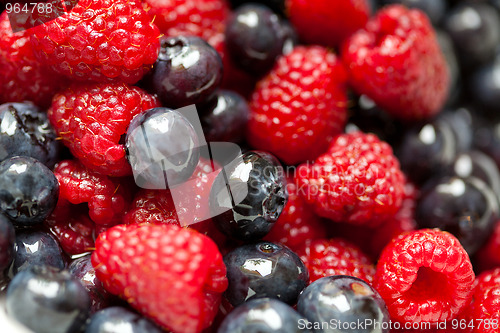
[
  {"x1": 297, "y1": 276, "x2": 389, "y2": 332},
  {"x1": 147, "y1": 36, "x2": 223, "y2": 108},
  {"x1": 125, "y1": 107, "x2": 200, "y2": 189},
  {"x1": 225, "y1": 4, "x2": 296, "y2": 75},
  {"x1": 380, "y1": 0, "x2": 446, "y2": 25},
  {"x1": 86, "y1": 307, "x2": 163, "y2": 333},
  {"x1": 247, "y1": 46, "x2": 348, "y2": 165},
  {"x1": 6, "y1": 265, "x2": 90, "y2": 333},
  {"x1": 223, "y1": 241, "x2": 308, "y2": 306},
  {"x1": 342, "y1": 5, "x2": 450, "y2": 120},
  {"x1": 476, "y1": 221, "x2": 500, "y2": 272},
  {"x1": 0, "y1": 102, "x2": 60, "y2": 168},
  {"x1": 0, "y1": 156, "x2": 59, "y2": 227},
  {"x1": 29, "y1": 0, "x2": 160, "y2": 84},
  {"x1": 373, "y1": 229, "x2": 475, "y2": 323},
  {"x1": 218, "y1": 298, "x2": 309, "y2": 333},
  {"x1": 297, "y1": 131, "x2": 405, "y2": 227},
  {"x1": 210, "y1": 151, "x2": 288, "y2": 241}
]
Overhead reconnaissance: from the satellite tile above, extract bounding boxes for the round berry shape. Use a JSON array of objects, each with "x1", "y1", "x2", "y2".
[
  {"x1": 210, "y1": 151, "x2": 288, "y2": 241},
  {"x1": 297, "y1": 276, "x2": 389, "y2": 333},
  {"x1": 6, "y1": 265, "x2": 90, "y2": 333},
  {"x1": 218, "y1": 298, "x2": 310, "y2": 333},
  {"x1": 149, "y1": 36, "x2": 223, "y2": 108},
  {"x1": 85, "y1": 307, "x2": 163, "y2": 333},
  {"x1": 470, "y1": 57, "x2": 500, "y2": 113},
  {"x1": 200, "y1": 90, "x2": 250, "y2": 143},
  {"x1": 0, "y1": 102, "x2": 60, "y2": 168},
  {"x1": 416, "y1": 176, "x2": 499, "y2": 254},
  {"x1": 0, "y1": 156, "x2": 59, "y2": 226},
  {"x1": 68, "y1": 255, "x2": 112, "y2": 314},
  {"x1": 225, "y1": 4, "x2": 296, "y2": 75},
  {"x1": 125, "y1": 107, "x2": 200, "y2": 189},
  {"x1": 12, "y1": 231, "x2": 65, "y2": 275},
  {"x1": 0, "y1": 215, "x2": 14, "y2": 275},
  {"x1": 223, "y1": 241, "x2": 308, "y2": 306}
]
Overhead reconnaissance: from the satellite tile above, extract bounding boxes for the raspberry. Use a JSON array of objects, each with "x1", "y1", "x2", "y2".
[
  {"x1": 92, "y1": 223, "x2": 228, "y2": 333},
  {"x1": 297, "y1": 131, "x2": 405, "y2": 226},
  {"x1": 373, "y1": 229, "x2": 475, "y2": 324},
  {"x1": 342, "y1": 5, "x2": 450, "y2": 121},
  {"x1": 286, "y1": 0, "x2": 370, "y2": 47},
  {"x1": 297, "y1": 238, "x2": 376, "y2": 284},
  {"x1": 247, "y1": 46, "x2": 349, "y2": 165},
  {"x1": 460, "y1": 268, "x2": 500, "y2": 333},
  {"x1": 475, "y1": 220, "x2": 500, "y2": 272},
  {"x1": 48, "y1": 83, "x2": 160, "y2": 176},
  {"x1": 29, "y1": 0, "x2": 160, "y2": 84},
  {"x1": 0, "y1": 12, "x2": 65, "y2": 107},
  {"x1": 264, "y1": 176, "x2": 327, "y2": 252}
]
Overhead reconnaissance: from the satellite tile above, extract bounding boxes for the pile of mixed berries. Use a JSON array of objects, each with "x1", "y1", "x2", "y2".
[{"x1": 3, "y1": 0, "x2": 500, "y2": 332}]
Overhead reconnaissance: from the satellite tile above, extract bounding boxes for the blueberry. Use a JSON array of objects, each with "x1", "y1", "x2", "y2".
[
  {"x1": 210, "y1": 151, "x2": 288, "y2": 241},
  {"x1": 443, "y1": 2, "x2": 500, "y2": 68},
  {"x1": 0, "y1": 156, "x2": 59, "y2": 226},
  {"x1": 229, "y1": 0, "x2": 286, "y2": 16},
  {"x1": 6, "y1": 265, "x2": 90, "y2": 333},
  {"x1": 470, "y1": 56, "x2": 500, "y2": 113},
  {"x1": 219, "y1": 298, "x2": 311, "y2": 333},
  {"x1": 68, "y1": 255, "x2": 113, "y2": 314},
  {"x1": 380, "y1": 0, "x2": 446, "y2": 24},
  {"x1": 0, "y1": 215, "x2": 15, "y2": 276},
  {"x1": 12, "y1": 231, "x2": 65, "y2": 275},
  {"x1": 148, "y1": 36, "x2": 223, "y2": 108},
  {"x1": 85, "y1": 306, "x2": 162, "y2": 333},
  {"x1": 199, "y1": 90, "x2": 250, "y2": 143},
  {"x1": 226, "y1": 4, "x2": 296, "y2": 75},
  {"x1": 416, "y1": 176, "x2": 499, "y2": 254},
  {"x1": 297, "y1": 276, "x2": 390, "y2": 333},
  {"x1": 436, "y1": 30, "x2": 461, "y2": 104},
  {"x1": 125, "y1": 107, "x2": 200, "y2": 189},
  {"x1": 223, "y1": 241, "x2": 308, "y2": 306},
  {"x1": 0, "y1": 102, "x2": 60, "y2": 168}
]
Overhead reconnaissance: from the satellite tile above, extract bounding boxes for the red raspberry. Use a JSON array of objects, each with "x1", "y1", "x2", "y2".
[
  {"x1": 297, "y1": 238, "x2": 375, "y2": 284},
  {"x1": 460, "y1": 268, "x2": 500, "y2": 333},
  {"x1": 0, "y1": 12, "x2": 65, "y2": 107},
  {"x1": 92, "y1": 223, "x2": 228, "y2": 333},
  {"x1": 342, "y1": 5, "x2": 450, "y2": 121},
  {"x1": 475, "y1": 220, "x2": 500, "y2": 272},
  {"x1": 286, "y1": 0, "x2": 370, "y2": 47},
  {"x1": 373, "y1": 229, "x2": 475, "y2": 324},
  {"x1": 247, "y1": 46, "x2": 348, "y2": 165},
  {"x1": 297, "y1": 131, "x2": 405, "y2": 226},
  {"x1": 264, "y1": 176, "x2": 327, "y2": 252},
  {"x1": 48, "y1": 83, "x2": 160, "y2": 176},
  {"x1": 29, "y1": 0, "x2": 160, "y2": 84}
]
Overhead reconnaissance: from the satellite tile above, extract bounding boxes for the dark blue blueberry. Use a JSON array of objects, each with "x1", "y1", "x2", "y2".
[
  {"x1": 148, "y1": 36, "x2": 223, "y2": 108},
  {"x1": 297, "y1": 276, "x2": 390, "y2": 333},
  {"x1": 0, "y1": 215, "x2": 15, "y2": 276},
  {"x1": 443, "y1": 2, "x2": 500, "y2": 69},
  {"x1": 223, "y1": 241, "x2": 308, "y2": 306},
  {"x1": 200, "y1": 90, "x2": 250, "y2": 143},
  {"x1": 6, "y1": 265, "x2": 90, "y2": 333},
  {"x1": 436, "y1": 30, "x2": 461, "y2": 105},
  {"x1": 0, "y1": 102, "x2": 60, "y2": 168},
  {"x1": 438, "y1": 107, "x2": 474, "y2": 153},
  {"x1": 85, "y1": 307, "x2": 162, "y2": 333},
  {"x1": 0, "y1": 156, "x2": 59, "y2": 226},
  {"x1": 210, "y1": 151, "x2": 288, "y2": 241},
  {"x1": 229, "y1": 0, "x2": 286, "y2": 15},
  {"x1": 225, "y1": 4, "x2": 296, "y2": 75},
  {"x1": 12, "y1": 231, "x2": 65, "y2": 274},
  {"x1": 470, "y1": 56, "x2": 500, "y2": 113},
  {"x1": 219, "y1": 298, "x2": 311, "y2": 333},
  {"x1": 125, "y1": 107, "x2": 200, "y2": 189},
  {"x1": 380, "y1": 0, "x2": 446, "y2": 24},
  {"x1": 68, "y1": 255, "x2": 113, "y2": 314},
  {"x1": 416, "y1": 176, "x2": 499, "y2": 254}
]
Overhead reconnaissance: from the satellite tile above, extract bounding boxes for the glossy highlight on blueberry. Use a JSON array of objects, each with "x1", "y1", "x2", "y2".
[{"x1": 85, "y1": 306, "x2": 163, "y2": 333}]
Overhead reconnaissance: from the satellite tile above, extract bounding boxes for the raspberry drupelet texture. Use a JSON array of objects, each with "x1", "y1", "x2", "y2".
[
  {"x1": 460, "y1": 268, "x2": 500, "y2": 333},
  {"x1": 92, "y1": 223, "x2": 228, "y2": 333},
  {"x1": 48, "y1": 83, "x2": 160, "y2": 176},
  {"x1": 373, "y1": 229, "x2": 475, "y2": 324},
  {"x1": 247, "y1": 46, "x2": 349, "y2": 165},
  {"x1": 286, "y1": 0, "x2": 370, "y2": 47},
  {"x1": 297, "y1": 238, "x2": 376, "y2": 284},
  {"x1": 29, "y1": 0, "x2": 160, "y2": 84},
  {"x1": 0, "y1": 12, "x2": 65, "y2": 107},
  {"x1": 342, "y1": 5, "x2": 450, "y2": 121},
  {"x1": 297, "y1": 131, "x2": 405, "y2": 226},
  {"x1": 476, "y1": 220, "x2": 500, "y2": 272}
]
